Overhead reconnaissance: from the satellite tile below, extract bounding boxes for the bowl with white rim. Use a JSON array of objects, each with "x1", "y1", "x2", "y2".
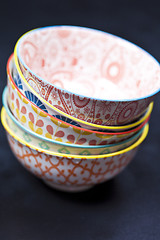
[{"x1": 15, "y1": 26, "x2": 160, "y2": 129}]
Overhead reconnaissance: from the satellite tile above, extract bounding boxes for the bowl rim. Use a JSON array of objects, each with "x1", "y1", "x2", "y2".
[
  {"x1": 2, "y1": 87, "x2": 145, "y2": 149},
  {"x1": 1, "y1": 106, "x2": 149, "y2": 159},
  {"x1": 16, "y1": 25, "x2": 160, "y2": 102},
  {"x1": 8, "y1": 54, "x2": 153, "y2": 131},
  {"x1": 2, "y1": 106, "x2": 144, "y2": 152}
]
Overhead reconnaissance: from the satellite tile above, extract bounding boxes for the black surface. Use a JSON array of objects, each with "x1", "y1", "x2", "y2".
[{"x1": 0, "y1": 1, "x2": 160, "y2": 239}]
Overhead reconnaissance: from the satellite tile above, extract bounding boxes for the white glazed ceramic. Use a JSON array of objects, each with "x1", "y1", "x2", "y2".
[
  {"x1": 1, "y1": 106, "x2": 149, "y2": 192},
  {"x1": 15, "y1": 26, "x2": 160, "y2": 128},
  {"x1": 10, "y1": 53, "x2": 154, "y2": 131},
  {"x1": 7, "y1": 58, "x2": 151, "y2": 146},
  {"x1": 2, "y1": 106, "x2": 144, "y2": 155}
]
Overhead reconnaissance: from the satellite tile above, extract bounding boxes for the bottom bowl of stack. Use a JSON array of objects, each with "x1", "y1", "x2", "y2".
[{"x1": 1, "y1": 105, "x2": 149, "y2": 192}]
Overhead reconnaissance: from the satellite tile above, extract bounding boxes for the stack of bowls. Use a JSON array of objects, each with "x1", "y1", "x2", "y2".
[{"x1": 1, "y1": 26, "x2": 160, "y2": 192}]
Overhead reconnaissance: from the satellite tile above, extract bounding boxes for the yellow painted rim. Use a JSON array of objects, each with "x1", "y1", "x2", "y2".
[
  {"x1": 6, "y1": 64, "x2": 152, "y2": 135},
  {"x1": 1, "y1": 106, "x2": 149, "y2": 159},
  {"x1": 14, "y1": 40, "x2": 153, "y2": 130}
]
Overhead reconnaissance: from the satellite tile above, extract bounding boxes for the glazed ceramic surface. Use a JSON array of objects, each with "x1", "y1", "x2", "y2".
[
  {"x1": 6, "y1": 72, "x2": 151, "y2": 146},
  {"x1": 2, "y1": 107, "x2": 143, "y2": 155},
  {"x1": 15, "y1": 26, "x2": 160, "y2": 127},
  {"x1": 4, "y1": 123, "x2": 149, "y2": 192},
  {"x1": 10, "y1": 54, "x2": 153, "y2": 131}
]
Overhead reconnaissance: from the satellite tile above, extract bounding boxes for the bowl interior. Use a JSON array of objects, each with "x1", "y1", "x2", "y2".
[
  {"x1": 18, "y1": 26, "x2": 160, "y2": 100},
  {"x1": 7, "y1": 58, "x2": 152, "y2": 134}
]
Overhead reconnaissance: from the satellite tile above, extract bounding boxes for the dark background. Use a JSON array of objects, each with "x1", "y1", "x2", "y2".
[{"x1": 0, "y1": 0, "x2": 160, "y2": 239}]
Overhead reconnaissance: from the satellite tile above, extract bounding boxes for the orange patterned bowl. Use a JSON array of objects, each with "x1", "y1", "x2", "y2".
[
  {"x1": 14, "y1": 26, "x2": 160, "y2": 128},
  {"x1": 1, "y1": 104, "x2": 149, "y2": 192}
]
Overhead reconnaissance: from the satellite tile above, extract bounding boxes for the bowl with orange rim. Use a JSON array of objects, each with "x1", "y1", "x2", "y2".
[{"x1": 14, "y1": 26, "x2": 160, "y2": 129}]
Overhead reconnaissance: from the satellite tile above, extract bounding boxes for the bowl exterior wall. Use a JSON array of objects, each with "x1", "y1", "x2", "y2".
[
  {"x1": 7, "y1": 133, "x2": 138, "y2": 191},
  {"x1": 7, "y1": 75, "x2": 139, "y2": 146},
  {"x1": 17, "y1": 60, "x2": 153, "y2": 127}
]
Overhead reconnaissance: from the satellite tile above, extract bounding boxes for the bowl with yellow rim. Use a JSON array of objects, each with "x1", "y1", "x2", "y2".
[
  {"x1": 1, "y1": 104, "x2": 145, "y2": 155},
  {"x1": 10, "y1": 53, "x2": 154, "y2": 132},
  {"x1": 1, "y1": 105, "x2": 149, "y2": 192},
  {"x1": 7, "y1": 59, "x2": 152, "y2": 146},
  {"x1": 14, "y1": 26, "x2": 160, "y2": 129}
]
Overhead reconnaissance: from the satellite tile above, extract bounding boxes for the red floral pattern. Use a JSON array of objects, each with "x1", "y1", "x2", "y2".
[{"x1": 16, "y1": 27, "x2": 159, "y2": 127}]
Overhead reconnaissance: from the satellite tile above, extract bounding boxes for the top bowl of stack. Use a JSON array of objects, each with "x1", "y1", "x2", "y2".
[{"x1": 14, "y1": 26, "x2": 160, "y2": 129}]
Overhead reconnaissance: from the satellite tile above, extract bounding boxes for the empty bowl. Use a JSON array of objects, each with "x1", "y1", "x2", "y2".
[
  {"x1": 14, "y1": 26, "x2": 160, "y2": 128},
  {"x1": 11, "y1": 53, "x2": 154, "y2": 131},
  {"x1": 7, "y1": 60, "x2": 151, "y2": 146}
]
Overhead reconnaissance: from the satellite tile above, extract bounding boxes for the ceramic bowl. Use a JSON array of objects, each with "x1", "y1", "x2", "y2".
[
  {"x1": 15, "y1": 26, "x2": 160, "y2": 128},
  {"x1": 7, "y1": 64, "x2": 151, "y2": 146},
  {"x1": 2, "y1": 105, "x2": 144, "y2": 155},
  {"x1": 11, "y1": 54, "x2": 153, "y2": 131},
  {"x1": 1, "y1": 107, "x2": 149, "y2": 192}
]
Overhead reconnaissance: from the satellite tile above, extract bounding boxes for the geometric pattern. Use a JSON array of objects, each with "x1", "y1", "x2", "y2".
[{"x1": 7, "y1": 133, "x2": 138, "y2": 189}]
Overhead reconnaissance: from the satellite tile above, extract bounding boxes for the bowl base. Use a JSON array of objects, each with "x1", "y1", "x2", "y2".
[{"x1": 43, "y1": 180, "x2": 94, "y2": 192}]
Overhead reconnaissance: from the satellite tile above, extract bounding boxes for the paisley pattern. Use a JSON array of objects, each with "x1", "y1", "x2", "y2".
[
  {"x1": 72, "y1": 95, "x2": 90, "y2": 108},
  {"x1": 101, "y1": 45, "x2": 125, "y2": 83},
  {"x1": 11, "y1": 54, "x2": 154, "y2": 130},
  {"x1": 15, "y1": 26, "x2": 160, "y2": 127},
  {"x1": 7, "y1": 133, "x2": 138, "y2": 192},
  {"x1": 7, "y1": 74, "x2": 147, "y2": 147},
  {"x1": 117, "y1": 102, "x2": 138, "y2": 125},
  {"x1": 2, "y1": 107, "x2": 142, "y2": 155}
]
